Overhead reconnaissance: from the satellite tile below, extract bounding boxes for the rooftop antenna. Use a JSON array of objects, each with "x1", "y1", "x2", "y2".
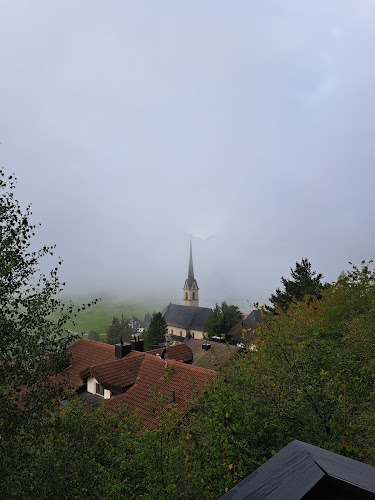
[{"x1": 164, "y1": 332, "x2": 172, "y2": 369}]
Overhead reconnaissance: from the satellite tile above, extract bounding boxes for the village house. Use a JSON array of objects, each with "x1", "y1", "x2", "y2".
[
  {"x1": 183, "y1": 337, "x2": 242, "y2": 370},
  {"x1": 226, "y1": 309, "x2": 262, "y2": 346}
]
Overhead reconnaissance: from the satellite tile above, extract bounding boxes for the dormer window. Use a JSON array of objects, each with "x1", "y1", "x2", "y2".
[{"x1": 96, "y1": 383, "x2": 105, "y2": 396}]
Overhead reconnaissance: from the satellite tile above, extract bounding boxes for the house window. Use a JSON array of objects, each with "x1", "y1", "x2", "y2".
[
  {"x1": 96, "y1": 383, "x2": 104, "y2": 396},
  {"x1": 170, "y1": 329, "x2": 173, "y2": 335},
  {"x1": 180, "y1": 331, "x2": 182, "y2": 336},
  {"x1": 192, "y1": 332, "x2": 195, "y2": 338}
]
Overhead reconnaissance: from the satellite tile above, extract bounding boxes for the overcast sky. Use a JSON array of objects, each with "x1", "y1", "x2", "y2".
[{"x1": 1, "y1": 1, "x2": 375, "y2": 308}]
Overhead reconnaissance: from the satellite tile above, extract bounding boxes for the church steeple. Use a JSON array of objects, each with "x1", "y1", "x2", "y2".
[
  {"x1": 187, "y1": 240, "x2": 194, "y2": 288},
  {"x1": 183, "y1": 240, "x2": 199, "y2": 307}
]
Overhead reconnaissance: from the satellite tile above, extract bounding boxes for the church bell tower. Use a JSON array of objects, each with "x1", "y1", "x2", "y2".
[{"x1": 183, "y1": 241, "x2": 199, "y2": 307}]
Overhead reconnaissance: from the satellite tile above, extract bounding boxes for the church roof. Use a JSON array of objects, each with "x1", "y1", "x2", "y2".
[{"x1": 162, "y1": 303, "x2": 212, "y2": 331}]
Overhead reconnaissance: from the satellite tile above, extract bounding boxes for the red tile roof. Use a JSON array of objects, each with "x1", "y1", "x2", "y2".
[
  {"x1": 85, "y1": 351, "x2": 144, "y2": 392},
  {"x1": 147, "y1": 344, "x2": 193, "y2": 363},
  {"x1": 104, "y1": 354, "x2": 216, "y2": 428},
  {"x1": 55, "y1": 339, "x2": 114, "y2": 390}
]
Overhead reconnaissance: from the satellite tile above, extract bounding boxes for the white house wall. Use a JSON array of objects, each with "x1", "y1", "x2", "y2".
[{"x1": 87, "y1": 376, "x2": 111, "y2": 399}]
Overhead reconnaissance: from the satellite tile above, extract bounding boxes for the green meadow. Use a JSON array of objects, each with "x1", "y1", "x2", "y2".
[{"x1": 54, "y1": 296, "x2": 167, "y2": 337}]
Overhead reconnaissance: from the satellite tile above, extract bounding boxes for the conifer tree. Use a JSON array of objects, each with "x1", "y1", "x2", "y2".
[
  {"x1": 145, "y1": 312, "x2": 168, "y2": 350},
  {"x1": 266, "y1": 258, "x2": 328, "y2": 313}
]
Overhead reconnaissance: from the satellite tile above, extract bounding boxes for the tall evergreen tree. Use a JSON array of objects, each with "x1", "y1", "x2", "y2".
[
  {"x1": 145, "y1": 312, "x2": 168, "y2": 350},
  {"x1": 203, "y1": 302, "x2": 243, "y2": 339},
  {"x1": 266, "y1": 258, "x2": 328, "y2": 313}
]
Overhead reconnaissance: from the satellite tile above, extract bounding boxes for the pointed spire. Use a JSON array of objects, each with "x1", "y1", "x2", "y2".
[{"x1": 187, "y1": 238, "x2": 195, "y2": 288}]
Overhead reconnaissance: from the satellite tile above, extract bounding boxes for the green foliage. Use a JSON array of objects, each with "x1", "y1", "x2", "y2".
[
  {"x1": 144, "y1": 311, "x2": 168, "y2": 350},
  {"x1": 249, "y1": 261, "x2": 375, "y2": 458},
  {"x1": 203, "y1": 301, "x2": 243, "y2": 339},
  {"x1": 0, "y1": 169, "x2": 93, "y2": 439},
  {"x1": 1, "y1": 399, "x2": 145, "y2": 499},
  {"x1": 87, "y1": 330, "x2": 100, "y2": 341},
  {"x1": 105, "y1": 317, "x2": 134, "y2": 345},
  {"x1": 266, "y1": 258, "x2": 328, "y2": 313}
]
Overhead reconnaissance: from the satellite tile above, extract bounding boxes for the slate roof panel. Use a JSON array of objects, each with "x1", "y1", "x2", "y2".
[{"x1": 220, "y1": 440, "x2": 375, "y2": 499}]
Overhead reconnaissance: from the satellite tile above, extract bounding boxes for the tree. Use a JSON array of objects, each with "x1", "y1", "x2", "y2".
[
  {"x1": 87, "y1": 330, "x2": 100, "y2": 341},
  {"x1": 266, "y1": 258, "x2": 328, "y2": 313},
  {"x1": 203, "y1": 301, "x2": 243, "y2": 339},
  {"x1": 0, "y1": 169, "x2": 98, "y2": 464},
  {"x1": 145, "y1": 312, "x2": 168, "y2": 350},
  {"x1": 106, "y1": 317, "x2": 134, "y2": 345}
]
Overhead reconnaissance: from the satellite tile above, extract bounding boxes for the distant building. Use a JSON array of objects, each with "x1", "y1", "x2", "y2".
[
  {"x1": 162, "y1": 241, "x2": 212, "y2": 340},
  {"x1": 183, "y1": 337, "x2": 242, "y2": 370},
  {"x1": 226, "y1": 309, "x2": 262, "y2": 345}
]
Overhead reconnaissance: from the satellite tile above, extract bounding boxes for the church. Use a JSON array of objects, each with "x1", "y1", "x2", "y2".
[{"x1": 162, "y1": 242, "x2": 211, "y2": 341}]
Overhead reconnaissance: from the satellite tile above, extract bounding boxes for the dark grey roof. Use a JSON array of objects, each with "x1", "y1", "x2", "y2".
[
  {"x1": 60, "y1": 391, "x2": 104, "y2": 410},
  {"x1": 220, "y1": 440, "x2": 375, "y2": 499},
  {"x1": 162, "y1": 303, "x2": 211, "y2": 331},
  {"x1": 227, "y1": 310, "x2": 262, "y2": 344}
]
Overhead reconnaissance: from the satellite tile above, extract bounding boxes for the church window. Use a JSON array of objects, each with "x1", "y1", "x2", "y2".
[
  {"x1": 192, "y1": 292, "x2": 195, "y2": 299},
  {"x1": 170, "y1": 329, "x2": 173, "y2": 335},
  {"x1": 185, "y1": 292, "x2": 188, "y2": 299}
]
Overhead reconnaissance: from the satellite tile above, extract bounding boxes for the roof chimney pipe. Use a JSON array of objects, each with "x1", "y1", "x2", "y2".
[{"x1": 115, "y1": 342, "x2": 131, "y2": 359}]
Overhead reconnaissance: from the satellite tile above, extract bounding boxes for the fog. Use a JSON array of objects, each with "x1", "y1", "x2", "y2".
[{"x1": 1, "y1": 1, "x2": 375, "y2": 308}]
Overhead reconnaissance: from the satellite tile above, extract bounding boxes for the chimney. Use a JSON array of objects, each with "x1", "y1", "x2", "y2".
[
  {"x1": 131, "y1": 337, "x2": 145, "y2": 352},
  {"x1": 202, "y1": 343, "x2": 211, "y2": 351},
  {"x1": 211, "y1": 336, "x2": 225, "y2": 344},
  {"x1": 115, "y1": 342, "x2": 132, "y2": 359}
]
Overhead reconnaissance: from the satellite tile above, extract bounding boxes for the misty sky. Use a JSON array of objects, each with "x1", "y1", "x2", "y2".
[{"x1": 1, "y1": 1, "x2": 375, "y2": 308}]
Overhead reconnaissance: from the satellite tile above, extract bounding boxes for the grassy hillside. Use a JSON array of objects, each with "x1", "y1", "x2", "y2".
[{"x1": 54, "y1": 296, "x2": 167, "y2": 336}]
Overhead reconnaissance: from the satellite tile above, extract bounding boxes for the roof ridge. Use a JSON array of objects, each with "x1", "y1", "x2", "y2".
[
  {"x1": 133, "y1": 353, "x2": 146, "y2": 384},
  {"x1": 80, "y1": 338, "x2": 113, "y2": 347}
]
